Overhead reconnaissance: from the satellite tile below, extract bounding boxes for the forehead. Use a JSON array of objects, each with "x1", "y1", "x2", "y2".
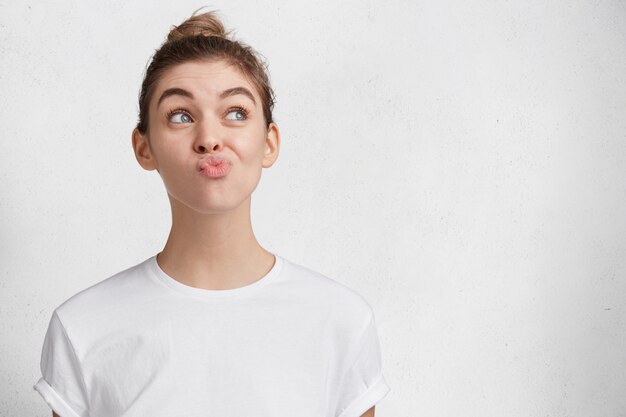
[{"x1": 152, "y1": 60, "x2": 259, "y2": 105}]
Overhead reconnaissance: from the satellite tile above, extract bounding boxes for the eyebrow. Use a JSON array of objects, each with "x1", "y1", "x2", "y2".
[
  {"x1": 156, "y1": 86, "x2": 257, "y2": 108},
  {"x1": 220, "y1": 87, "x2": 257, "y2": 106}
]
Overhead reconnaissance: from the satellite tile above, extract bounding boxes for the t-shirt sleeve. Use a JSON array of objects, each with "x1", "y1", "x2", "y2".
[
  {"x1": 334, "y1": 312, "x2": 391, "y2": 417},
  {"x1": 33, "y1": 310, "x2": 89, "y2": 417}
]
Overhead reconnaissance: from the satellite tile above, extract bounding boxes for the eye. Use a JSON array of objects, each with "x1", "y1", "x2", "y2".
[
  {"x1": 167, "y1": 109, "x2": 193, "y2": 124},
  {"x1": 225, "y1": 106, "x2": 249, "y2": 121}
]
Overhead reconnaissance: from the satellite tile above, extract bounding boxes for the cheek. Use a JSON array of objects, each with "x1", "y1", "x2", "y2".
[
  {"x1": 149, "y1": 136, "x2": 191, "y2": 184},
  {"x1": 232, "y1": 133, "x2": 266, "y2": 191},
  {"x1": 236, "y1": 127, "x2": 268, "y2": 161},
  {"x1": 231, "y1": 161, "x2": 263, "y2": 202},
  {"x1": 151, "y1": 137, "x2": 180, "y2": 167}
]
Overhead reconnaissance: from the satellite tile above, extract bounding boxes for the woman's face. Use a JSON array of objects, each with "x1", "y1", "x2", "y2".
[{"x1": 132, "y1": 59, "x2": 280, "y2": 214}]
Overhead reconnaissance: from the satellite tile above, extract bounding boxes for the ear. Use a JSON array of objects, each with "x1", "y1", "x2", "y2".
[
  {"x1": 262, "y1": 122, "x2": 280, "y2": 168},
  {"x1": 132, "y1": 128, "x2": 158, "y2": 171}
]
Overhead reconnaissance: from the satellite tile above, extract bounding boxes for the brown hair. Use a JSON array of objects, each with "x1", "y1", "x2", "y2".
[{"x1": 135, "y1": 8, "x2": 276, "y2": 134}]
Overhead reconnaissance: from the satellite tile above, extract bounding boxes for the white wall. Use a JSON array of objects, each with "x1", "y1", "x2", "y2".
[{"x1": 2, "y1": 1, "x2": 625, "y2": 416}]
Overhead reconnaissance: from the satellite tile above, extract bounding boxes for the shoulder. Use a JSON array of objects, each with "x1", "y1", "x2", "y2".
[
  {"x1": 53, "y1": 257, "x2": 154, "y2": 330},
  {"x1": 280, "y1": 256, "x2": 375, "y2": 327}
]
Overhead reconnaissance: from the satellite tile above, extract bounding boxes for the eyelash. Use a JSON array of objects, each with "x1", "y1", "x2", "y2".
[
  {"x1": 165, "y1": 106, "x2": 250, "y2": 123},
  {"x1": 165, "y1": 107, "x2": 191, "y2": 122}
]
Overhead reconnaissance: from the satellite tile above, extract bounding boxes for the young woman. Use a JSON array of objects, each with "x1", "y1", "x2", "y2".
[{"x1": 34, "y1": 8, "x2": 390, "y2": 417}]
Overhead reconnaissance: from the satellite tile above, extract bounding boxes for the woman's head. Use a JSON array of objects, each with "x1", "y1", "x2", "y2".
[
  {"x1": 135, "y1": 8, "x2": 276, "y2": 135},
  {"x1": 132, "y1": 9, "x2": 280, "y2": 215}
]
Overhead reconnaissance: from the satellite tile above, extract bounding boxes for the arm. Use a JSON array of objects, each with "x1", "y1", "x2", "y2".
[{"x1": 361, "y1": 406, "x2": 375, "y2": 417}]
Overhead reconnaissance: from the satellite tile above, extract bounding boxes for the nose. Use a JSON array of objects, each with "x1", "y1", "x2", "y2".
[{"x1": 194, "y1": 118, "x2": 224, "y2": 154}]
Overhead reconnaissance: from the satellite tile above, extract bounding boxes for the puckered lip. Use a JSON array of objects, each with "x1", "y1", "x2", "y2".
[{"x1": 197, "y1": 155, "x2": 233, "y2": 171}]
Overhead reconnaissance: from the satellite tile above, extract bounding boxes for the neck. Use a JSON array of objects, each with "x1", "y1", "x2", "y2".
[{"x1": 155, "y1": 193, "x2": 274, "y2": 291}]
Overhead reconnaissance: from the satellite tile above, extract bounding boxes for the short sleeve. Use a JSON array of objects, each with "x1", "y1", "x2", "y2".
[
  {"x1": 335, "y1": 313, "x2": 391, "y2": 417},
  {"x1": 33, "y1": 310, "x2": 89, "y2": 417}
]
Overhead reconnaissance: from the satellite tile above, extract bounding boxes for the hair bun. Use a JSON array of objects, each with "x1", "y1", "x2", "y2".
[{"x1": 166, "y1": 9, "x2": 231, "y2": 42}]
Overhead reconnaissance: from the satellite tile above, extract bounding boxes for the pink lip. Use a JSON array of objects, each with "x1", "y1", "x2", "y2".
[{"x1": 198, "y1": 155, "x2": 232, "y2": 179}]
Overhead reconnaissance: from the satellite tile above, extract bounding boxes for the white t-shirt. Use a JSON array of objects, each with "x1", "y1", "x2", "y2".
[{"x1": 34, "y1": 253, "x2": 390, "y2": 417}]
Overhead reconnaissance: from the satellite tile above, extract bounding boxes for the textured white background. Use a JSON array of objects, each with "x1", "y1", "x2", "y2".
[{"x1": 2, "y1": 1, "x2": 625, "y2": 416}]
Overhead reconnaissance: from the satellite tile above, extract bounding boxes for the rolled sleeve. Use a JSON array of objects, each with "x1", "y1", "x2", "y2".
[
  {"x1": 335, "y1": 313, "x2": 391, "y2": 417},
  {"x1": 33, "y1": 310, "x2": 89, "y2": 417}
]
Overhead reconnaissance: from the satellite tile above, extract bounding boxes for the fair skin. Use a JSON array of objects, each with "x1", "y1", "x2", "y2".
[
  {"x1": 132, "y1": 59, "x2": 280, "y2": 290},
  {"x1": 52, "y1": 59, "x2": 375, "y2": 417}
]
